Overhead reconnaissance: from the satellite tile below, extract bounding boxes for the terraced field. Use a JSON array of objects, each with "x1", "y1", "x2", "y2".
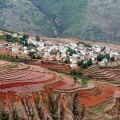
[
  {"x1": 84, "y1": 64, "x2": 120, "y2": 84},
  {"x1": 0, "y1": 61, "x2": 57, "y2": 93},
  {"x1": 79, "y1": 84, "x2": 120, "y2": 107},
  {"x1": 0, "y1": 60, "x2": 120, "y2": 108},
  {"x1": 31, "y1": 62, "x2": 71, "y2": 73}
]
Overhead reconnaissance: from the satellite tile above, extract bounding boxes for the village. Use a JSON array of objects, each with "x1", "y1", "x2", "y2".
[{"x1": 0, "y1": 30, "x2": 120, "y2": 69}]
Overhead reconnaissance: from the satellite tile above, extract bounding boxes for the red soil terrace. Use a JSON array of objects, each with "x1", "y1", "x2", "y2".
[
  {"x1": 0, "y1": 61, "x2": 57, "y2": 93},
  {"x1": 79, "y1": 84, "x2": 120, "y2": 107},
  {"x1": 0, "y1": 61, "x2": 120, "y2": 107}
]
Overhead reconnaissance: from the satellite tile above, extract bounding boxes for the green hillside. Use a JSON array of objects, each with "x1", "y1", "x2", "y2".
[
  {"x1": 0, "y1": 0, "x2": 57, "y2": 36},
  {"x1": 0, "y1": 0, "x2": 120, "y2": 43}
]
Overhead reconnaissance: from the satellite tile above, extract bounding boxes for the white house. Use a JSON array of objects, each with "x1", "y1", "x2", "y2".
[
  {"x1": 80, "y1": 50, "x2": 86, "y2": 56},
  {"x1": 59, "y1": 46, "x2": 67, "y2": 53},
  {"x1": 13, "y1": 33, "x2": 17, "y2": 38},
  {"x1": 0, "y1": 44, "x2": 4, "y2": 48},
  {"x1": 61, "y1": 52, "x2": 67, "y2": 59},
  {"x1": 70, "y1": 43, "x2": 77, "y2": 48},
  {"x1": 92, "y1": 45, "x2": 101, "y2": 53},
  {"x1": 43, "y1": 52, "x2": 51, "y2": 59},
  {"x1": 18, "y1": 35, "x2": 23, "y2": 39},
  {"x1": 38, "y1": 42, "x2": 44, "y2": 47},
  {"x1": 70, "y1": 63, "x2": 78, "y2": 69},
  {"x1": 12, "y1": 45, "x2": 19, "y2": 53},
  {"x1": 30, "y1": 49, "x2": 36, "y2": 52}
]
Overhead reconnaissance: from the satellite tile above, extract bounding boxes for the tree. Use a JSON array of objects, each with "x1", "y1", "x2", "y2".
[
  {"x1": 73, "y1": 76, "x2": 77, "y2": 84},
  {"x1": 77, "y1": 42, "x2": 91, "y2": 47},
  {"x1": 81, "y1": 63, "x2": 87, "y2": 68},
  {"x1": 36, "y1": 36, "x2": 40, "y2": 41},
  {"x1": 64, "y1": 58, "x2": 70, "y2": 63},
  {"x1": 87, "y1": 58, "x2": 92, "y2": 66},
  {"x1": 111, "y1": 56, "x2": 115, "y2": 61},
  {"x1": 24, "y1": 40, "x2": 28, "y2": 46},
  {"x1": 5, "y1": 34, "x2": 12, "y2": 40},
  {"x1": 105, "y1": 53, "x2": 110, "y2": 61},
  {"x1": 22, "y1": 34, "x2": 29, "y2": 41},
  {"x1": 78, "y1": 60, "x2": 84, "y2": 66},
  {"x1": 70, "y1": 69, "x2": 77, "y2": 76},
  {"x1": 32, "y1": 55, "x2": 36, "y2": 59},
  {"x1": 97, "y1": 54, "x2": 105, "y2": 62},
  {"x1": 67, "y1": 47, "x2": 76, "y2": 56},
  {"x1": 15, "y1": 55, "x2": 19, "y2": 59}
]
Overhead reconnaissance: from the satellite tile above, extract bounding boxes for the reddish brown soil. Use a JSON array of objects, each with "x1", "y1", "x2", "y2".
[
  {"x1": 79, "y1": 85, "x2": 120, "y2": 107},
  {"x1": 79, "y1": 94, "x2": 108, "y2": 107},
  {"x1": 0, "y1": 64, "x2": 57, "y2": 93},
  {"x1": 78, "y1": 84, "x2": 101, "y2": 97},
  {"x1": 30, "y1": 62, "x2": 71, "y2": 73},
  {"x1": 1, "y1": 62, "x2": 120, "y2": 108}
]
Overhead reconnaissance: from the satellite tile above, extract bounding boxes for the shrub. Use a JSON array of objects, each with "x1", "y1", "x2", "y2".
[
  {"x1": 77, "y1": 42, "x2": 91, "y2": 47},
  {"x1": 29, "y1": 51, "x2": 36, "y2": 59},
  {"x1": 70, "y1": 69, "x2": 77, "y2": 76},
  {"x1": 111, "y1": 56, "x2": 115, "y2": 61},
  {"x1": 81, "y1": 63, "x2": 87, "y2": 68},
  {"x1": 0, "y1": 54, "x2": 29, "y2": 63},
  {"x1": 70, "y1": 70, "x2": 82, "y2": 77},
  {"x1": 97, "y1": 54, "x2": 111, "y2": 62},
  {"x1": 87, "y1": 58, "x2": 92, "y2": 66},
  {"x1": 35, "y1": 97, "x2": 40, "y2": 105},
  {"x1": 0, "y1": 111, "x2": 9, "y2": 120},
  {"x1": 97, "y1": 54, "x2": 105, "y2": 62},
  {"x1": 81, "y1": 77, "x2": 88, "y2": 86},
  {"x1": 105, "y1": 53, "x2": 110, "y2": 61},
  {"x1": 77, "y1": 60, "x2": 84, "y2": 66},
  {"x1": 73, "y1": 76, "x2": 78, "y2": 84},
  {"x1": 67, "y1": 47, "x2": 76, "y2": 56},
  {"x1": 36, "y1": 36, "x2": 40, "y2": 41},
  {"x1": 64, "y1": 58, "x2": 70, "y2": 63}
]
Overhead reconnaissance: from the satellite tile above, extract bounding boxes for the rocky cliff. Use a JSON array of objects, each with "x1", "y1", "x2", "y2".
[{"x1": 0, "y1": 90, "x2": 85, "y2": 120}]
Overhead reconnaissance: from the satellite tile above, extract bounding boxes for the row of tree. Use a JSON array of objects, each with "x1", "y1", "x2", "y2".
[
  {"x1": 70, "y1": 69, "x2": 88, "y2": 86},
  {"x1": 4, "y1": 34, "x2": 29, "y2": 46},
  {"x1": 0, "y1": 54, "x2": 29, "y2": 63},
  {"x1": 67, "y1": 47, "x2": 76, "y2": 56},
  {"x1": 78, "y1": 58, "x2": 92, "y2": 68},
  {"x1": 97, "y1": 54, "x2": 115, "y2": 62}
]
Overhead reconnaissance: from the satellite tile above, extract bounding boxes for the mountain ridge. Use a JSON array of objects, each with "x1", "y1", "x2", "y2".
[{"x1": 0, "y1": 0, "x2": 120, "y2": 43}]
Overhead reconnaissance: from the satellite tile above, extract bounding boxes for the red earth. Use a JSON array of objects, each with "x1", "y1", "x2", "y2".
[
  {"x1": 0, "y1": 61, "x2": 120, "y2": 107},
  {"x1": 79, "y1": 84, "x2": 120, "y2": 107}
]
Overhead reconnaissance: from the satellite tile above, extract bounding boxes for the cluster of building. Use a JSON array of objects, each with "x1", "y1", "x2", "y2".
[
  {"x1": 27, "y1": 36, "x2": 120, "y2": 68},
  {"x1": 0, "y1": 31, "x2": 120, "y2": 68}
]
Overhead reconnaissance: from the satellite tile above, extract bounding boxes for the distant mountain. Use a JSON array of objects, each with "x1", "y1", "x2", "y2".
[
  {"x1": 0, "y1": 0, "x2": 57, "y2": 36},
  {"x1": 0, "y1": 0, "x2": 120, "y2": 43}
]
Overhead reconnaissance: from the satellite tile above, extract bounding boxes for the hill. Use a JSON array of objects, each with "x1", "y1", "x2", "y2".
[
  {"x1": 0, "y1": 0, "x2": 57, "y2": 36},
  {"x1": 0, "y1": 0, "x2": 120, "y2": 43}
]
